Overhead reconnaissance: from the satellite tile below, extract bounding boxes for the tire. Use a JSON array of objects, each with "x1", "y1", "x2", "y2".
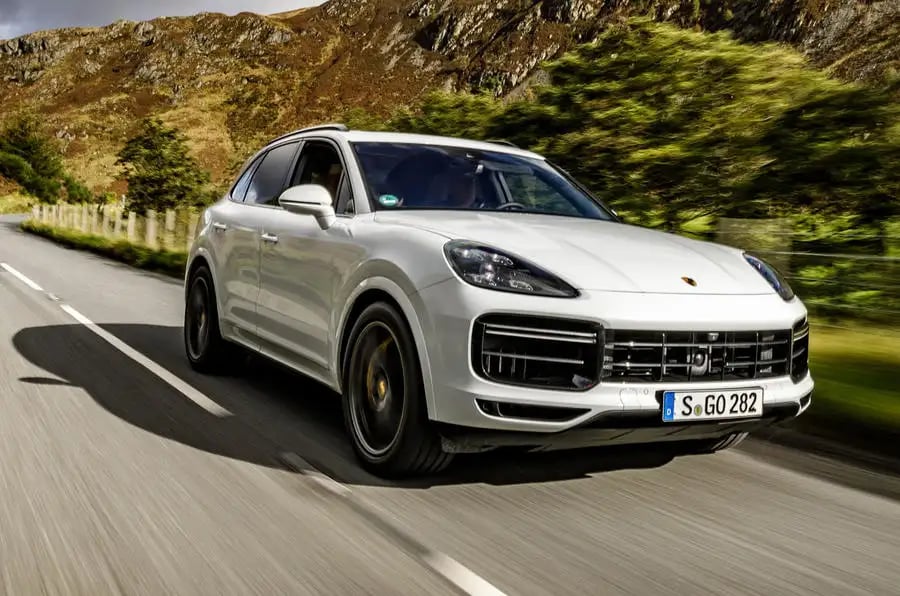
[
  {"x1": 342, "y1": 302, "x2": 453, "y2": 478},
  {"x1": 184, "y1": 265, "x2": 238, "y2": 374}
]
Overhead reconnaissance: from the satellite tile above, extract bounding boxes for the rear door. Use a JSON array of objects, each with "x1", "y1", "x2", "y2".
[{"x1": 211, "y1": 141, "x2": 300, "y2": 345}]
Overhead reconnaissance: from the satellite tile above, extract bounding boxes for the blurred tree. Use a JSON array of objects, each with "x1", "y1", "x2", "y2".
[
  {"x1": 0, "y1": 114, "x2": 66, "y2": 202},
  {"x1": 117, "y1": 118, "x2": 211, "y2": 213},
  {"x1": 380, "y1": 19, "x2": 898, "y2": 233}
]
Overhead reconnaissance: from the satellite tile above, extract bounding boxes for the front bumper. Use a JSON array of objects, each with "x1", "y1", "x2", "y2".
[{"x1": 412, "y1": 278, "x2": 813, "y2": 447}]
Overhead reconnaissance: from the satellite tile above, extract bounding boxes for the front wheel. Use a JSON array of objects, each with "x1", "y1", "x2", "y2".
[{"x1": 342, "y1": 302, "x2": 453, "y2": 478}]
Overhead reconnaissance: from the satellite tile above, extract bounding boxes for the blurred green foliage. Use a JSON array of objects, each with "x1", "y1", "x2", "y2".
[
  {"x1": 348, "y1": 18, "x2": 899, "y2": 322},
  {"x1": 0, "y1": 114, "x2": 96, "y2": 204},
  {"x1": 0, "y1": 115, "x2": 65, "y2": 202},
  {"x1": 117, "y1": 118, "x2": 213, "y2": 213}
]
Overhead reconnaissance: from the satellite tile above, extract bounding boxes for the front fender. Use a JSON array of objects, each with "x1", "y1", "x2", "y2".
[{"x1": 332, "y1": 273, "x2": 440, "y2": 419}]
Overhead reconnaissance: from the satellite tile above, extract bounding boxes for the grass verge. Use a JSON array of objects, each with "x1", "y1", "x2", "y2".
[
  {"x1": 21, "y1": 220, "x2": 187, "y2": 278},
  {"x1": 787, "y1": 323, "x2": 900, "y2": 459},
  {"x1": 0, "y1": 193, "x2": 34, "y2": 215}
]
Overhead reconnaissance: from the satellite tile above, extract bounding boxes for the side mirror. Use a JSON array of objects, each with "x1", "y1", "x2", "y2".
[{"x1": 278, "y1": 184, "x2": 336, "y2": 230}]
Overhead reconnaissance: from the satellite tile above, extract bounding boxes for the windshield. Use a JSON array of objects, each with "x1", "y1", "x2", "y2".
[{"x1": 351, "y1": 142, "x2": 615, "y2": 220}]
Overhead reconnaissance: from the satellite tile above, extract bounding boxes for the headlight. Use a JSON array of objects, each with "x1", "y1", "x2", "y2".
[
  {"x1": 444, "y1": 241, "x2": 579, "y2": 298},
  {"x1": 744, "y1": 253, "x2": 794, "y2": 301}
]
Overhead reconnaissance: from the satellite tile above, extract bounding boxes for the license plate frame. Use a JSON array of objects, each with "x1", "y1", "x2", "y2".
[{"x1": 662, "y1": 388, "x2": 764, "y2": 423}]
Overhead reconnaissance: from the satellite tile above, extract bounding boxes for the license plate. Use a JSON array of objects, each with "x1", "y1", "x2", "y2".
[{"x1": 662, "y1": 388, "x2": 763, "y2": 422}]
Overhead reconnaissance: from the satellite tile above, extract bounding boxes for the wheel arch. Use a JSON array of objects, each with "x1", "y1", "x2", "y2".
[
  {"x1": 185, "y1": 250, "x2": 227, "y2": 318},
  {"x1": 335, "y1": 278, "x2": 436, "y2": 419}
]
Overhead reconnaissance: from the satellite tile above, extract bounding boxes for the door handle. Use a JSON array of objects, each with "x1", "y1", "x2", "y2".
[
  {"x1": 261, "y1": 233, "x2": 279, "y2": 244},
  {"x1": 212, "y1": 223, "x2": 228, "y2": 232}
]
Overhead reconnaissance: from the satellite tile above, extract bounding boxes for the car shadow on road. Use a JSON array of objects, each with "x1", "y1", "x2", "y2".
[{"x1": 12, "y1": 323, "x2": 676, "y2": 488}]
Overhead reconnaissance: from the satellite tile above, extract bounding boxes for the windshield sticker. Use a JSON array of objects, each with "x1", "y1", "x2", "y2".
[{"x1": 378, "y1": 194, "x2": 401, "y2": 207}]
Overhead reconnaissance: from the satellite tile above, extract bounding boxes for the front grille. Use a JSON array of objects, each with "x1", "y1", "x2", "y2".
[
  {"x1": 472, "y1": 314, "x2": 803, "y2": 389},
  {"x1": 790, "y1": 318, "x2": 810, "y2": 382},
  {"x1": 600, "y1": 329, "x2": 792, "y2": 383},
  {"x1": 472, "y1": 315, "x2": 600, "y2": 391}
]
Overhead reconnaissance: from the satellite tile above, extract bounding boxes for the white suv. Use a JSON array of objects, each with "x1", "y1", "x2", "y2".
[{"x1": 184, "y1": 124, "x2": 813, "y2": 477}]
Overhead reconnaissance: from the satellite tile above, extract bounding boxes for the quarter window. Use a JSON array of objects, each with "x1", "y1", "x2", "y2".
[
  {"x1": 230, "y1": 158, "x2": 259, "y2": 202},
  {"x1": 245, "y1": 142, "x2": 299, "y2": 205}
]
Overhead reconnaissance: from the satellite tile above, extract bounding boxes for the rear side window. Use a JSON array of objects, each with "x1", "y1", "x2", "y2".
[{"x1": 245, "y1": 142, "x2": 299, "y2": 205}]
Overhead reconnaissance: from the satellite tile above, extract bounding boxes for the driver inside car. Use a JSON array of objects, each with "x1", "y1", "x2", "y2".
[{"x1": 426, "y1": 162, "x2": 488, "y2": 209}]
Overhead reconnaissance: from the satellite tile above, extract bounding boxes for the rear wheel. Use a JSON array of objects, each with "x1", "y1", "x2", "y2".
[
  {"x1": 342, "y1": 302, "x2": 453, "y2": 478},
  {"x1": 184, "y1": 265, "x2": 237, "y2": 374}
]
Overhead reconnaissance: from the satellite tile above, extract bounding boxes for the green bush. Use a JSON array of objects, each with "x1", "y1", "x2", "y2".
[{"x1": 63, "y1": 175, "x2": 93, "y2": 203}]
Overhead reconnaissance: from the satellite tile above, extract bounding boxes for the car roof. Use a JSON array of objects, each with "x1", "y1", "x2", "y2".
[
  {"x1": 341, "y1": 131, "x2": 545, "y2": 160},
  {"x1": 269, "y1": 126, "x2": 544, "y2": 160}
]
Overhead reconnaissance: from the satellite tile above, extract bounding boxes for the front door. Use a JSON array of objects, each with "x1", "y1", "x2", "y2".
[{"x1": 256, "y1": 140, "x2": 362, "y2": 380}]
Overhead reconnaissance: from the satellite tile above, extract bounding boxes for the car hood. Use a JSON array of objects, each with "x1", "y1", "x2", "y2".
[{"x1": 373, "y1": 211, "x2": 775, "y2": 295}]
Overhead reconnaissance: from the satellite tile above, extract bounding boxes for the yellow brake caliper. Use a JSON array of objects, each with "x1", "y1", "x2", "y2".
[{"x1": 365, "y1": 337, "x2": 394, "y2": 409}]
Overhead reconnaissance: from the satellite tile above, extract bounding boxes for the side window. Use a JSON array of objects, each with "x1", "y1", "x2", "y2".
[
  {"x1": 230, "y1": 158, "x2": 260, "y2": 202},
  {"x1": 292, "y1": 141, "x2": 346, "y2": 209},
  {"x1": 245, "y1": 142, "x2": 299, "y2": 205}
]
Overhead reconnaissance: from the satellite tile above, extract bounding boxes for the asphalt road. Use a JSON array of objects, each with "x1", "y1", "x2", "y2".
[{"x1": 1, "y1": 214, "x2": 899, "y2": 595}]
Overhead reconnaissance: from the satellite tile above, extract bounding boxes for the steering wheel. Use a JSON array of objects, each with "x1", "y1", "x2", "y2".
[{"x1": 496, "y1": 202, "x2": 528, "y2": 211}]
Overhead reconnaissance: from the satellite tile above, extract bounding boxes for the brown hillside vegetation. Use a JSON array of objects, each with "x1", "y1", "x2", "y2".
[{"x1": 0, "y1": 0, "x2": 896, "y2": 192}]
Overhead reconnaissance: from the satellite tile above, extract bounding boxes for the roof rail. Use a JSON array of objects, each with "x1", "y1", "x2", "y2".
[
  {"x1": 486, "y1": 139, "x2": 519, "y2": 148},
  {"x1": 267, "y1": 123, "x2": 350, "y2": 145}
]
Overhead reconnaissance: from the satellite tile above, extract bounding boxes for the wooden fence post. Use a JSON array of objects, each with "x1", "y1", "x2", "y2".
[
  {"x1": 187, "y1": 211, "x2": 199, "y2": 251},
  {"x1": 90, "y1": 205, "x2": 100, "y2": 235},
  {"x1": 127, "y1": 212, "x2": 137, "y2": 242},
  {"x1": 145, "y1": 210, "x2": 158, "y2": 248},
  {"x1": 99, "y1": 205, "x2": 108, "y2": 236},
  {"x1": 163, "y1": 209, "x2": 176, "y2": 249},
  {"x1": 113, "y1": 208, "x2": 123, "y2": 238}
]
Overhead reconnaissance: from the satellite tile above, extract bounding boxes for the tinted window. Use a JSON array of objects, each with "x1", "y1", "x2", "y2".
[
  {"x1": 292, "y1": 141, "x2": 344, "y2": 202},
  {"x1": 230, "y1": 158, "x2": 260, "y2": 202},
  {"x1": 351, "y1": 142, "x2": 614, "y2": 220},
  {"x1": 245, "y1": 143, "x2": 299, "y2": 205}
]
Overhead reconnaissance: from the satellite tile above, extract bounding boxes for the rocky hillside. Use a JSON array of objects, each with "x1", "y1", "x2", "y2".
[{"x1": 0, "y1": 0, "x2": 896, "y2": 192}]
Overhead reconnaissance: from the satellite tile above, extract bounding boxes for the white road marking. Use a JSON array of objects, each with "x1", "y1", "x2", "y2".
[
  {"x1": 279, "y1": 451, "x2": 506, "y2": 596},
  {"x1": 280, "y1": 452, "x2": 352, "y2": 496},
  {"x1": 6, "y1": 259, "x2": 504, "y2": 595},
  {"x1": 59, "y1": 303, "x2": 233, "y2": 417},
  {"x1": 1, "y1": 262, "x2": 45, "y2": 291},
  {"x1": 422, "y1": 551, "x2": 508, "y2": 596}
]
